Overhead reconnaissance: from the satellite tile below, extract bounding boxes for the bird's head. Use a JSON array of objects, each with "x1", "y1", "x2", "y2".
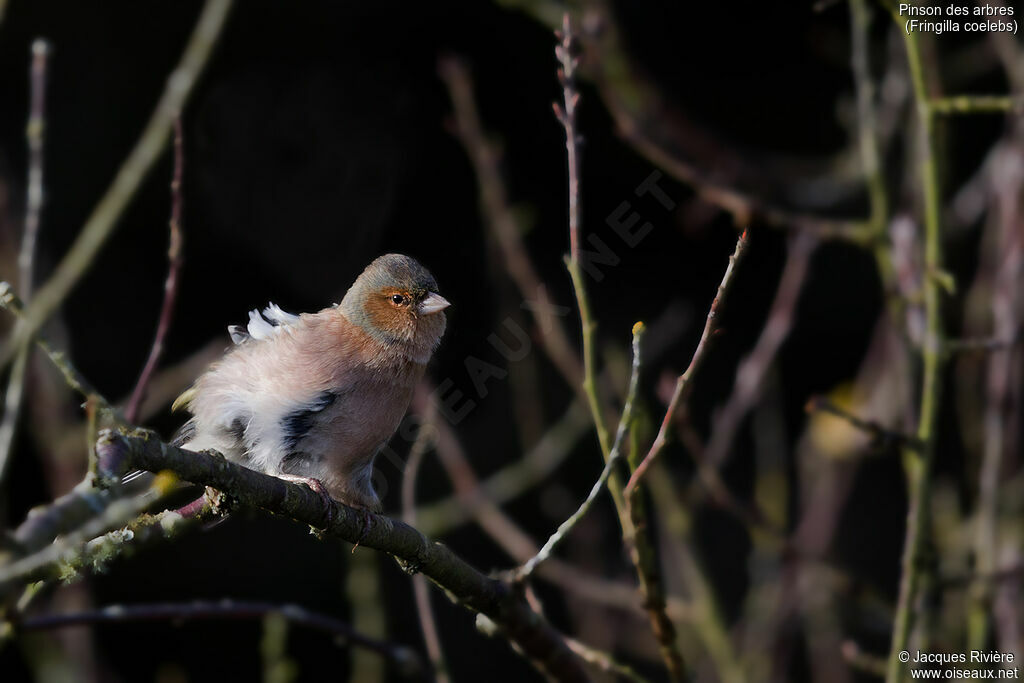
[{"x1": 340, "y1": 253, "x2": 449, "y2": 362}]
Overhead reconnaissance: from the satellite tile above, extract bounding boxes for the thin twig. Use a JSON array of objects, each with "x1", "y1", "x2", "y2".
[
  {"x1": 944, "y1": 333, "x2": 1020, "y2": 354},
  {"x1": 125, "y1": 117, "x2": 185, "y2": 424},
  {"x1": 564, "y1": 636, "x2": 650, "y2": 683},
  {"x1": 438, "y1": 56, "x2": 584, "y2": 390},
  {"x1": 498, "y1": 0, "x2": 875, "y2": 244},
  {"x1": 624, "y1": 230, "x2": 749, "y2": 495},
  {"x1": 18, "y1": 600, "x2": 424, "y2": 676},
  {"x1": 0, "y1": 284, "x2": 112, "y2": 413},
  {"x1": 516, "y1": 323, "x2": 644, "y2": 582},
  {"x1": 841, "y1": 640, "x2": 888, "y2": 678},
  {"x1": 928, "y1": 95, "x2": 1023, "y2": 115},
  {"x1": 555, "y1": 14, "x2": 686, "y2": 680},
  {"x1": 557, "y1": 21, "x2": 611, "y2": 460},
  {"x1": 0, "y1": 39, "x2": 51, "y2": 486},
  {"x1": 401, "y1": 409, "x2": 449, "y2": 683},
  {"x1": 849, "y1": 0, "x2": 898, "y2": 323},
  {"x1": 967, "y1": 136, "x2": 1024, "y2": 652},
  {"x1": 703, "y1": 230, "x2": 818, "y2": 471},
  {"x1": 19, "y1": 39, "x2": 50, "y2": 302},
  {"x1": 806, "y1": 396, "x2": 922, "y2": 452},
  {"x1": 414, "y1": 396, "x2": 591, "y2": 536},
  {"x1": 415, "y1": 386, "x2": 685, "y2": 624},
  {"x1": 0, "y1": 0, "x2": 233, "y2": 372}
]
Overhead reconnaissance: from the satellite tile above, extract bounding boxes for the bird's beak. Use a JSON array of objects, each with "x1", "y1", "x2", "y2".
[{"x1": 418, "y1": 292, "x2": 451, "y2": 315}]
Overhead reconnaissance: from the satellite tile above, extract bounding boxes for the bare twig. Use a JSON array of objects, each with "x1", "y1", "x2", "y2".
[
  {"x1": 401, "y1": 410, "x2": 449, "y2": 683},
  {"x1": 439, "y1": 56, "x2": 584, "y2": 390},
  {"x1": 557, "y1": 19, "x2": 611, "y2": 459},
  {"x1": 944, "y1": 334, "x2": 1020, "y2": 354},
  {"x1": 497, "y1": 0, "x2": 875, "y2": 244},
  {"x1": 0, "y1": 284, "x2": 112, "y2": 413},
  {"x1": 415, "y1": 386, "x2": 685, "y2": 624},
  {"x1": 703, "y1": 230, "x2": 818, "y2": 470},
  {"x1": 0, "y1": 0, "x2": 233, "y2": 372},
  {"x1": 0, "y1": 39, "x2": 52, "y2": 486},
  {"x1": 841, "y1": 640, "x2": 888, "y2": 678},
  {"x1": 555, "y1": 15, "x2": 686, "y2": 679},
  {"x1": 564, "y1": 636, "x2": 650, "y2": 683},
  {"x1": 18, "y1": 600, "x2": 424, "y2": 676},
  {"x1": 806, "y1": 396, "x2": 921, "y2": 452},
  {"x1": 19, "y1": 39, "x2": 50, "y2": 302},
  {"x1": 414, "y1": 396, "x2": 591, "y2": 536},
  {"x1": 967, "y1": 138, "x2": 1024, "y2": 652},
  {"x1": 928, "y1": 95, "x2": 1023, "y2": 115},
  {"x1": 625, "y1": 230, "x2": 749, "y2": 495},
  {"x1": 125, "y1": 117, "x2": 185, "y2": 424},
  {"x1": 516, "y1": 323, "x2": 644, "y2": 582}
]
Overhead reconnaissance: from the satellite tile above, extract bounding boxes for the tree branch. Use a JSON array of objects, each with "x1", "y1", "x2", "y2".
[{"x1": 83, "y1": 430, "x2": 591, "y2": 682}]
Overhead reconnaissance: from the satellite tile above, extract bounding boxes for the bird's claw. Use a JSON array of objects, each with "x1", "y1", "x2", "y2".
[{"x1": 279, "y1": 475, "x2": 335, "y2": 527}]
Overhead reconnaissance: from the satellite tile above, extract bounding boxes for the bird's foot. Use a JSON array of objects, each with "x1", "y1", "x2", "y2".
[{"x1": 278, "y1": 475, "x2": 335, "y2": 527}]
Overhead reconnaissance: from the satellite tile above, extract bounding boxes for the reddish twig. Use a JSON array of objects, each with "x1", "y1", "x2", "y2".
[
  {"x1": 0, "y1": 39, "x2": 52, "y2": 484},
  {"x1": 400, "y1": 409, "x2": 450, "y2": 683},
  {"x1": 438, "y1": 56, "x2": 584, "y2": 390},
  {"x1": 126, "y1": 117, "x2": 185, "y2": 424},
  {"x1": 703, "y1": 230, "x2": 818, "y2": 470},
  {"x1": 555, "y1": 14, "x2": 685, "y2": 681},
  {"x1": 624, "y1": 229, "x2": 749, "y2": 496}
]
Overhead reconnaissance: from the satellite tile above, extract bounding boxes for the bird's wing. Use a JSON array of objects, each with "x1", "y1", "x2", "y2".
[{"x1": 229, "y1": 302, "x2": 301, "y2": 344}]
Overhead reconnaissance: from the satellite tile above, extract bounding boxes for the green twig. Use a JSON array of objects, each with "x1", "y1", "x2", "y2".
[
  {"x1": 0, "y1": 283, "x2": 113, "y2": 415},
  {"x1": 555, "y1": 14, "x2": 686, "y2": 681},
  {"x1": 515, "y1": 323, "x2": 644, "y2": 581},
  {"x1": 886, "y1": 23, "x2": 946, "y2": 683},
  {"x1": 929, "y1": 95, "x2": 1022, "y2": 115}
]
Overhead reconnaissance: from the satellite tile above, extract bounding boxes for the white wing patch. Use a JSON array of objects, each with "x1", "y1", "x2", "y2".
[{"x1": 228, "y1": 302, "x2": 301, "y2": 345}]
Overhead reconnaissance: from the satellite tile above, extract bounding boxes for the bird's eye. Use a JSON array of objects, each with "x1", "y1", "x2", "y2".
[{"x1": 391, "y1": 294, "x2": 407, "y2": 305}]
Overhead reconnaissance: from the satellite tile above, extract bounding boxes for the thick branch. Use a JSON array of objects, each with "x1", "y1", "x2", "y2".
[{"x1": 89, "y1": 431, "x2": 590, "y2": 682}]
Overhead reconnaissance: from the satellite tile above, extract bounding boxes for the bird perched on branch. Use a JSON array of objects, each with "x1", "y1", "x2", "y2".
[{"x1": 162, "y1": 253, "x2": 449, "y2": 513}]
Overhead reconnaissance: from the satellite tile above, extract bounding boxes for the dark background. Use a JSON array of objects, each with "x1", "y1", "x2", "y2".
[{"x1": 0, "y1": 1, "x2": 1015, "y2": 681}]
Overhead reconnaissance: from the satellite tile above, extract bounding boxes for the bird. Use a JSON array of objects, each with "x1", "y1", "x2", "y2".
[{"x1": 159, "y1": 253, "x2": 449, "y2": 515}]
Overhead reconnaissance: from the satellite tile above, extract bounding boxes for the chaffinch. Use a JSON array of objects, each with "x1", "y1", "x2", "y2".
[{"x1": 166, "y1": 253, "x2": 449, "y2": 512}]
